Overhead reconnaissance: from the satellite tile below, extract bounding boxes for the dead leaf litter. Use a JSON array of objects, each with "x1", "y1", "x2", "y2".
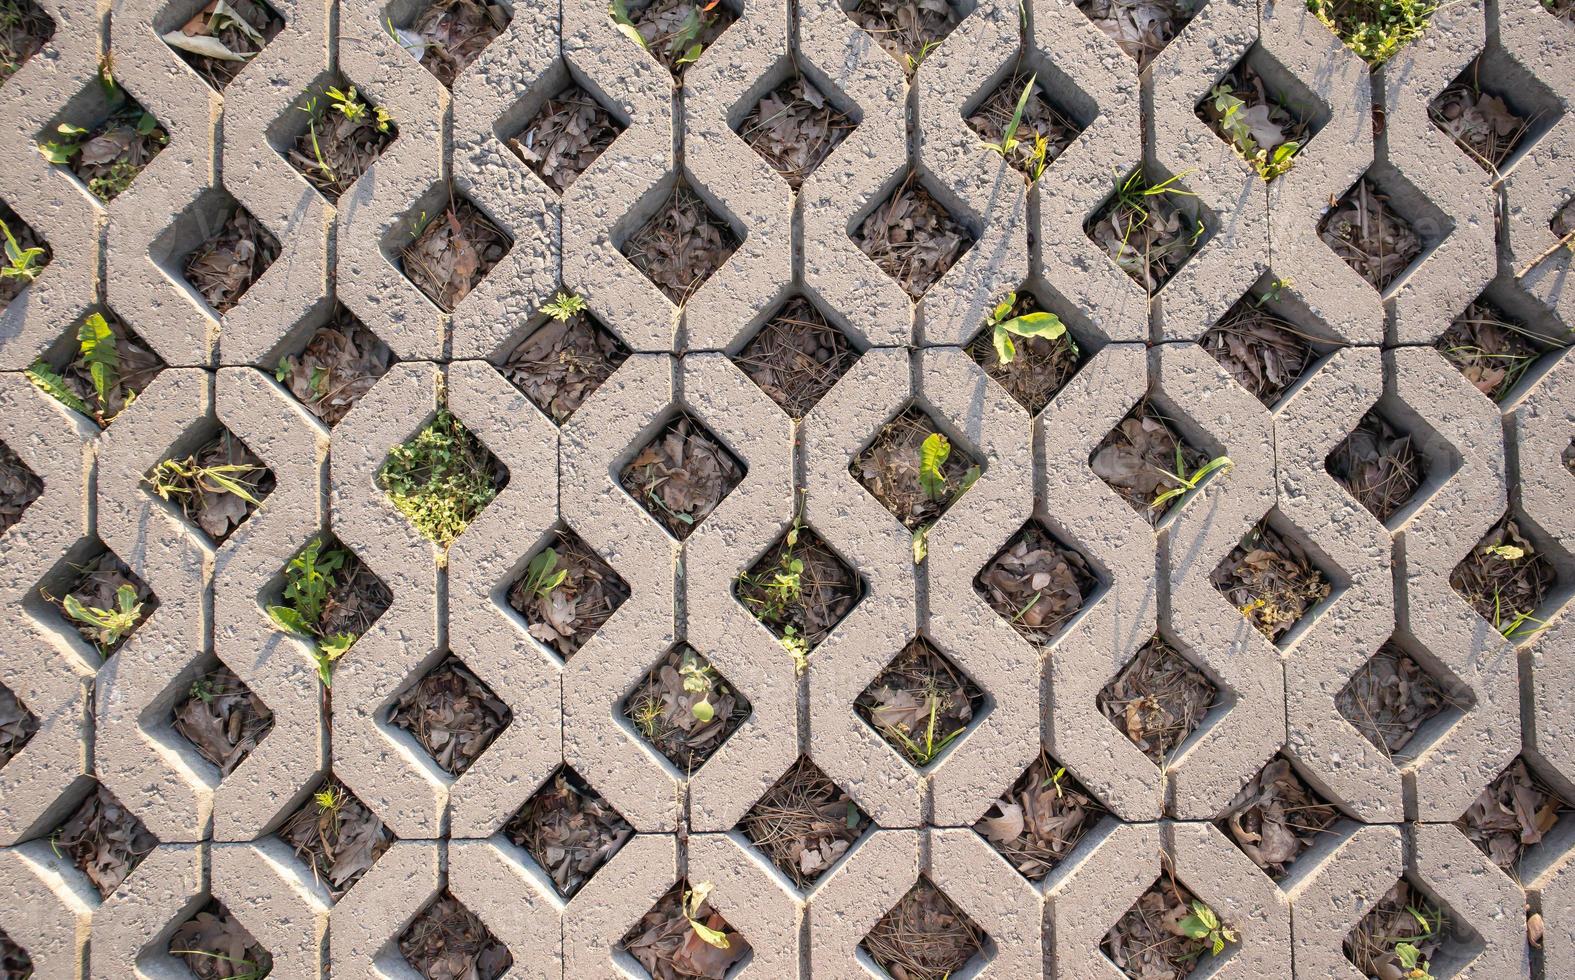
[
  {"x1": 620, "y1": 414, "x2": 744, "y2": 538},
  {"x1": 388, "y1": 656, "x2": 512, "y2": 776},
  {"x1": 976, "y1": 752, "x2": 1107, "y2": 881},
  {"x1": 172, "y1": 665, "x2": 273, "y2": 775},
  {"x1": 1098, "y1": 636, "x2": 1217, "y2": 764},
  {"x1": 504, "y1": 768, "x2": 633, "y2": 898}
]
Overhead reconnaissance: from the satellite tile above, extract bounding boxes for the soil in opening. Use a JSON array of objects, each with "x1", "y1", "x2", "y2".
[
  {"x1": 739, "y1": 757, "x2": 868, "y2": 889},
  {"x1": 500, "y1": 306, "x2": 629, "y2": 423},
  {"x1": 0, "y1": 440, "x2": 43, "y2": 534},
  {"x1": 847, "y1": 0, "x2": 960, "y2": 73},
  {"x1": 276, "y1": 304, "x2": 394, "y2": 425},
  {"x1": 29, "y1": 310, "x2": 164, "y2": 428},
  {"x1": 1197, "y1": 61, "x2": 1313, "y2": 180},
  {"x1": 47, "y1": 549, "x2": 157, "y2": 657},
  {"x1": 387, "y1": 655, "x2": 512, "y2": 776},
  {"x1": 1319, "y1": 179, "x2": 1421, "y2": 292},
  {"x1": 733, "y1": 298, "x2": 859, "y2": 418},
  {"x1": 1076, "y1": 0, "x2": 1198, "y2": 67},
  {"x1": 1211, "y1": 523, "x2": 1332, "y2": 643},
  {"x1": 621, "y1": 184, "x2": 739, "y2": 305},
  {"x1": 401, "y1": 199, "x2": 510, "y2": 312},
  {"x1": 404, "y1": 0, "x2": 508, "y2": 87},
  {"x1": 1200, "y1": 295, "x2": 1318, "y2": 406},
  {"x1": 147, "y1": 430, "x2": 275, "y2": 542},
  {"x1": 1098, "y1": 636, "x2": 1217, "y2": 765},
  {"x1": 854, "y1": 173, "x2": 974, "y2": 299},
  {"x1": 967, "y1": 71, "x2": 1082, "y2": 179},
  {"x1": 616, "y1": 0, "x2": 737, "y2": 78},
  {"x1": 0, "y1": 0, "x2": 53, "y2": 85},
  {"x1": 1090, "y1": 401, "x2": 1210, "y2": 524},
  {"x1": 168, "y1": 900, "x2": 272, "y2": 980},
  {"x1": 275, "y1": 777, "x2": 393, "y2": 897},
  {"x1": 975, "y1": 523, "x2": 1097, "y2": 646},
  {"x1": 736, "y1": 523, "x2": 861, "y2": 650},
  {"x1": 0, "y1": 682, "x2": 37, "y2": 769},
  {"x1": 43, "y1": 89, "x2": 168, "y2": 203},
  {"x1": 509, "y1": 531, "x2": 631, "y2": 659},
  {"x1": 1103, "y1": 865, "x2": 1231, "y2": 980},
  {"x1": 860, "y1": 878, "x2": 986, "y2": 980},
  {"x1": 172, "y1": 664, "x2": 273, "y2": 775},
  {"x1": 52, "y1": 784, "x2": 158, "y2": 897},
  {"x1": 165, "y1": 0, "x2": 281, "y2": 90},
  {"x1": 856, "y1": 638, "x2": 983, "y2": 769},
  {"x1": 1344, "y1": 881, "x2": 1452, "y2": 980},
  {"x1": 509, "y1": 85, "x2": 623, "y2": 194},
  {"x1": 976, "y1": 750, "x2": 1108, "y2": 881},
  {"x1": 737, "y1": 76, "x2": 855, "y2": 187},
  {"x1": 184, "y1": 207, "x2": 280, "y2": 313},
  {"x1": 0, "y1": 201, "x2": 49, "y2": 308},
  {"x1": 853, "y1": 407, "x2": 979, "y2": 530},
  {"x1": 1456, "y1": 758, "x2": 1571, "y2": 877},
  {"x1": 1086, "y1": 170, "x2": 1204, "y2": 294},
  {"x1": 1429, "y1": 59, "x2": 1534, "y2": 173},
  {"x1": 1326, "y1": 411, "x2": 1424, "y2": 523},
  {"x1": 0, "y1": 928, "x2": 30, "y2": 979},
  {"x1": 620, "y1": 881, "x2": 752, "y2": 980},
  {"x1": 398, "y1": 891, "x2": 512, "y2": 980},
  {"x1": 289, "y1": 81, "x2": 398, "y2": 201},
  {"x1": 967, "y1": 291, "x2": 1082, "y2": 415},
  {"x1": 1450, "y1": 515, "x2": 1556, "y2": 640},
  {"x1": 620, "y1": 414, "x2": 745, "y2": 538},
  {"x1": 1436, "y1": 301, "x2": 1554, "y2": 402},
  {"x1": 624, "y1": 645, "x2": 750, "y2": 771},
  {"x1": 1219, "y1": 757, "x2": 1341, "y2": 879},
  {"x1": 504, "y1": 767, "x2": 633, "y2": 899},
  {"x1": 1336, "y1": 642, "x2": 1460, "y2": 758}
]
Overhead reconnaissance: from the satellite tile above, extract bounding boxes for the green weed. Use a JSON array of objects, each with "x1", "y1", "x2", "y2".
[
  {"x1": 1306, "y1": 0, "x2": 1438, "y2": 64},
  {"x1": 266, "y1": 537, "x2": 359, "y2": 686},
  {"x1": 378, "y1": 409, "x2": 501, "y2": 548}
]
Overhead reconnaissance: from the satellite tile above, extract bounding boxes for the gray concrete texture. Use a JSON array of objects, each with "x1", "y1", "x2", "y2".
[{"x1": 0, "y1": 0, "x2": 1571, "y2": 975}]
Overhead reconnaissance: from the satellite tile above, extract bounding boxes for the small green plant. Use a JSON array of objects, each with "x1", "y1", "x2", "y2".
[
  {"x1": 986, "y1": 291, "x2": 1067, "y2": 364},
  {"x1": 980, "y1": 75, "x2": 1032, "y2": 154},
  {"x1": 62, "y1": 584, "x2": 144, "y2": 650},
  {"x1": 27, "y1": 313, "x2": 129, "y2": 424},
  {"x1": 189, "y1": 677, "x2": 215, "y2": 703},
  {"x1": 682, "y1": 881, "x2": 731, "y2": 949},
  {"x1": 1150, "y1": 450, "x2": 1233, "y2": 511},
  {"x1": 167, "y1": 950, "x2": 268, "y2": 980},
  {"x1": 266, "y1": 537, "x2": 359, "y2": 686},
  {"x1": 542, "y1": 291, "x2": 588, "y2": 321},
  {"x1": 146, "y1": 457, "x2": 264, "y2": 510},
  {"x1": 882, "y1": 690, "x2": 965, "y2": 766},
  {"x1": 1, "y1": 217, "x2": 45, "y2": 284},
  {"x1": 521, "y1": 547, "x2": 569, "y2": 600},
  {"x1": 313, "y1": 784, "x2": 344, "y2": 812},
  {"x1": 297, "y1": 96, "x2": 336, "y2": 183},
  {"x1": 1484, "y1": 543, "x2": 1525, "y2": 561},
  {"x1": 325, "y1": 85, "x2": 392, "y2": 134},
  {"x1": 903, "y1": 38, "x2": 941, "y2": 73},
  {"x1": 1493, "y1": 589, "x2": 1548, "y2": 642},
  {"x1": 609, "y1": 0, "x2": 649, "y2": 49},
  {"x1": 1206, "y1": 84, "x2": 1300, "y2": 180},
  {"x1": 679, "y1": 649, "x2": 716, "y2": 722},
  {"x1": 919, "y1": 432, "x2": 951, "y2": 501},
  {"x1": 781, "y1": 625, "x2": 809, "y2": 675},
  {"x1": 1306, "y1": 0, "x2": 1439, "y2": 64},
  {"x1": 1178, "y1": 899, "x2": 1237, "y2": 956},
  {"x1": 1394, "y1": 942, "x2": 1435, "y2": 980},
  {"x1": 378, "y1": 410, "x2": 500, "y2": 549}
]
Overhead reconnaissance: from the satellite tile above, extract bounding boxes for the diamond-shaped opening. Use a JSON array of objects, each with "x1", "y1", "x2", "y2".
[
  {"x1": 1336, "y1": 636, "x2": 1474, "y2": 760},
  {"x1": 273, "y1": 302, "x2": 395, "y2": 425},
  {"x1": 966, "y1": 288, "x2": 1087, "y2": 415},
  {"x1": 503, "y1": 82, "x2": 625, "y2": 194},
  {"x1": 42, "y1": 545, "x2": 158, "y2": 658},
  {"x1": 171, "y1": 656, "x2": 274, "y2": 776},
  {"x1": 1429, "y1": 48, "x2": 1563, "y2": 176},
  {"x1": 400, "y1": 890, "x2": 512, "y2": 980},
  {"x1": 1091, "y1": 399, "x2": 1217, "y2": 525},
  {"x1": 180, "y1": 200, "x2": 280, "y2": 314},
  {"x1": 738, "y1": 756, "x2": 869, "y2": 890},
  {"x1": 1077, "y1": 0, "x2": 1200, "y2": 68},
  {"x1": 1325, "y1": 409, "x2": 1426, "y2": 525},
  {"x1": 735, "y1": 522, "x2": 864, "y2": 652},
  {"x1": 147, "y1": 426, "x2": 275, "y2": 545},
  {"x1": 498, "y1": 297, "x2": 629, "y2": 423},
  {"x1": 966, "y1": 68, "x2": 1087, "y2": 180},
  {"x1": 976, "y1": 750, "x2": 1110, "y2": 882},
  {"x1": 1565, "y1": 437, "x2": 1575, "y2": 476},
  {"x1": 1201, "y1": 283, "x2": 1335, "y2": 408},
  {"x1": 0, "y1": 927, "x2": 32, "y2": 979},
  {"x1": 395, "y1": 0, "x2": 511, "y2": 88},
  {"x1": 29, "y1": 308, "x2": 166, "y2": 429},
  {"x1": 51, "y1": 783, "x2": 158, "y2": 898},
  {"x1": 0, "y1": 199, "x2": 50, "y2": 309},
  {"x1": 619, "y1": 411, "x2": 745, "y2": 539},
  {"x1": 861, "y1": 877, "x2": 988, "y2": 979},
  {"x1": 855, "y1": 170, "x2": 976, "y2": 299},
  {"x1": 1216, "y1": 754, "x2": 1343, "y2": 881},
  {"x1": 280, "y1": 74, "x2": 399, "y2": 202},
  {"x1": 846, "y1": 0, "x2": 964, "y2": 75},
  {"x1": 161, "y1": 0, "x2": 283, "y2": 90},
  {"x1": 168, "y1": 899, "x2": 273, "y2": 978},
  {"x1": 732, "y1": 294, "x2": 861, "y2": 418},
  {"x1": 397, "y1": 192, "x2": 511, "y2": 312},
  {"x1": 1556, "y1": 198, "x2": 1575, "y2": 239},
  {"x1": 1098, "y1": 634, "x2": 1219, "y2": 766},
  {"x1": 387, "y1": 653, "x2": 512, "y2": 777},
  {"x1": 856, "y1": 637, "x2": 985, "y2": 770},
  {"x1": 0, "y1": 680, "x2": 39, "y2": 769},
  {"x1": 1547, "y1": 0, "x2": 1575, "y2": 22},
  {"x1": 267, "y1": 535, "x2": 392, "y2": 659},
  {"x1": 39, "y1": 80, "x2": 169, "y2": 204},
  {"x1": 503, "y1": 766, "x2": 633, "y2": 899},
  {"x1": 1457, "y1": 755, "x2": 1573, "y2": 880},
  {"x1": 1211, "y1": 517, "x2": 1334, "y2": 645},
  {"x1": 1318, "y1": 170, "x2": 1441, "y2": 295},
  {"x1": 508, "y1": 528, "x2": 630, "y2": 660},
  {"x1": 274, "y1": 775, "x2": 394, "y2": 898},
  {"x1": 0, "y1": 439, "x2": 43, "y2": 537},
  {"x1": 1196, "y1": 44, "x2": 1329, "y2": 182},
  {"x1": 612, "y1": 0, "x2": 739, "y2": 78},
  {"x1": 0, "y1": 0, "x2": 55, "y2": 85},
  {"x1": 852, "y1": 405, "x2": 981, "y2": 530},
  {"x1": 620, "y1": 880, "x2": 752, "y2": 977},
  {"x1": 975, "y1": 520, "x2": 1100, "y2": 646},
  {"x1": 1450, "y1": 513, "x2": 1559, "y2": 642},
  {"x1": 378, "y1": 409, "x2": 509, "y2": 548},
  {"x1": 1344, "y1": 879, "x2": 1474, "y2": 980},
  {"x1": 622, "y1": 644, "x2": 751, "y2": 772},
  {"x1": 619, "y1": 178, "x2": 741, "y2": 306},
  {"x1": 1437, "y1": 298, "x2": 1564, "y2": 403},
  {"x1": 1086, "y1": 165, "x2": 1210, "y2": 294},
  {"x1": 1103, "y1": 865, "x2": 1236, "y2": 978},
  {"x1": 736, "y1": 73, "x2": 856, "y2": 188}
]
